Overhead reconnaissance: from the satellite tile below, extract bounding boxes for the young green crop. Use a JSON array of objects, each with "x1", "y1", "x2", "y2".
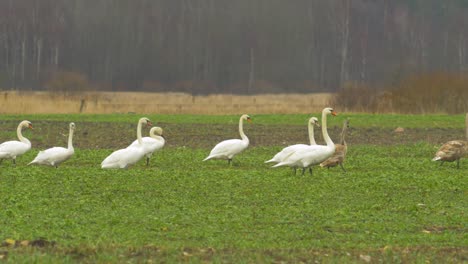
[
  {"x1": 0, "y1": 114, "x2": 466, "y2": 262},
  {"x1": 0, "y1": 144, "x2": 466, "y2": 262}
]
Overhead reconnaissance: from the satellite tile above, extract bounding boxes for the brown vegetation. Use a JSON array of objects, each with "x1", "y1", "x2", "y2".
[
  {"x1": 0, "y1": 91, "x2": 332, "y2": 114},
  {"x1": 331, "y1": 73, "x2": 468, "y2": 114}
]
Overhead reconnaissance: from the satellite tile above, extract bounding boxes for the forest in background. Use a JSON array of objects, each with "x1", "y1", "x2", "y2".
[{"x1": 1, "y1": 0, "x2": 468, "y2": 96}]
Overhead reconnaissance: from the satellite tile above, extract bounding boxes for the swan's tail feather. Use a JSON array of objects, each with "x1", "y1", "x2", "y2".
[
  {"x1": 272, "y1": 161, "x2": 290, "y2": 168},
  {"x1": 203, "y1": 156, "x2": 212, "y2": 161},
  {"x1": 264, "y1": 158, "x2": 277, "y2": 164},
  {"x1": 432, "y1": 156, "x2": 441, "y2": 161}
]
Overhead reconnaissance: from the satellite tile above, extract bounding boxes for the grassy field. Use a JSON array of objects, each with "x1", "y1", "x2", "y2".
[{"x1": 0, "y1": 113, "x2": 466, "y2": 263}]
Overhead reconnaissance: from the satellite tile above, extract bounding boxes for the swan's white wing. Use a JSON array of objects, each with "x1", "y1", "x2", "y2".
[
  {"x1": 121, "y1": 146, "x2": 147, "y2": 166},
  {"x1": 101, "y1": 146, "x2": 147, "y2": 169},
  {"x1": 273, "y1": 145, "x2": 334, "y2": 168},
  {"x1": 292, "y1": 145, "x2": 335, "y2": 167},
  {"x1": 101, "y1": 149, "x2": 128, "y2": 168},
  {"x1": 129, "y1": 137, "x2": 165, "y2": 156},
  {"x1": 265, "y1": 143, "x2": 309, "y2": 163},
  {"x1": 30, "y1": 147, "x2": 74, "y2": 166},
  {"x1": 0, "y1": 141, "x2": 31, "y2": 158},
  {"x1": 204, "y1": 139, "x2": 248, "y2": 160}
]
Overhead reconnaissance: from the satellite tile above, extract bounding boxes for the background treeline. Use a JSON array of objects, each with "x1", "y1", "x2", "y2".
[{"x1": 1, "y1": 0, "x2": 468, "y2": 98}]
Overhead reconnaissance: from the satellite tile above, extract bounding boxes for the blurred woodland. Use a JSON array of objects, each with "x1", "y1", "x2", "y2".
[{"x1": 1, "y1": 0, "x2": 468, "y2": 104}]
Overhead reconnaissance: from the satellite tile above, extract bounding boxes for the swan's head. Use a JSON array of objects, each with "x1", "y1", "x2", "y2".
[
  {"x1": 323, "y1": 107, "x2": 337, "y2": 116},
  {"x1": 150, "y1": 127, "x2": 163, "y2": 137},
  {"x1": 241, "y1": 114, "x2": 252, "y2": 123},
  {"x1": 309, "y1": 117, "x2": 320, "y2": 127},
  {"x1": 21, "y1": 120, "x2": 33, "y2": 130},
  {"x1": 139, "y1": 117, "x2": 152, "y2": 127},
  {"x1": 69, "y1": 122, "x2": 76, "y2": 131}
]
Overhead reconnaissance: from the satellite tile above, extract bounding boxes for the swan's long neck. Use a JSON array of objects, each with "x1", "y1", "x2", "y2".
[
  {"x1": 68, "y1": 128, "x2": 74, "y2": 150},
  {"x1": 340, "y1": 123, "x2": 348, "y2": 145},
  {"x1": 150, "y1": 131, "x2": 164, "y2": 142},
  {"x1": 308, "y1": 122, "x2": 316, "y2": 145},
  {"x1": 17, "y1": 124, "x2": 29, "y2": 144},
  {"x1": 321, "y1": 111, "x2": 334, "y2": 147},
  {"x1": 239, "y1": 117, "x2": 248, "y2": 142},
  {"x1": 137, "y1": 121, "x2": 143, "y2": 145}
]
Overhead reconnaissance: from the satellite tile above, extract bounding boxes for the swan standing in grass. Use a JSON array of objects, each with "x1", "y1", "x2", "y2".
[
  {"x1": 272, "y1": 108, "x2": 337, "y2": 175},
  {"x1": 265, "y1": 117, "x2": 320, "y2": 165},
  {"x1": 29, "y1": 123, "x2": 76, "y2": 168},
  {"x1": 203, "y1": 114, "x2": 251, "y2": 165},
  {"x1": 432, "y1": 113, "x2": 468, "y2": 169},
  {"x1": 101, "y1": 117, "x2": 152, "y2": 169},
  {"x1": 0, "y1": 120, "x2": 33, "y2": 166},
  {"x1": 320, "y1": 118, "x2": 350, "y2": 172},
  {"x1": 129, "y1": 126, "x2": 165, "y2": 166}
]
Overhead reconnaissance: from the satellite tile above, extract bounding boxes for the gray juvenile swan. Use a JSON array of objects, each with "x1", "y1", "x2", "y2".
[{"x1": 432, "y1": 113, "x2": 468, "y2": 169}]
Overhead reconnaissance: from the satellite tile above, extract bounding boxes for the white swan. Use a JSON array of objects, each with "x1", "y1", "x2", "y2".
[
  {"x1": 101, "y1": 117, "x2": 152, "y2": 169},
  {"x1": 203, "y1": 114, "x2": 251, "y2": 165},
  {"x1": 129, "y1": 126, "x2": 165, "y2": 166},
  {"x1": 29, "y1": 122, "x2": 76, "y2": 168},
  {"x1": 432, "y1": 113, "x2": 468, "y2": 169},
  {"x1": 0, "y1": 120, "x2": 33, "y2": 166},
  {"x1": 265, "y1": 117, "x2": 320, "y2": 164},
  {"x1": 272, "y1": 107, "x2": 337, "y2": 175}
]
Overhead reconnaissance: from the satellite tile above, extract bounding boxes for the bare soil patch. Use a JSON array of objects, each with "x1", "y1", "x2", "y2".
[{"x1": 0, "y1": 120, "x2": 463, "y2": 149}]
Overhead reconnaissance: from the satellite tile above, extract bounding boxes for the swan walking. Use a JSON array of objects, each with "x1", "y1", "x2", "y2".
[
  {"x1": 432, "y1": 113, "x2": 468, "y2": 169},
  {"x1": 0, "y1": 120, "x2": 33, "y2": 166},
  {"x1": 129, "y1": 126, "x2": 165, "y2": 166},
  {"x1": 101, "y1": 117, "x2": 152, "y2": 169},
  {"x1": 203, "y1": 114, "x2": 251, "y2": 165},
  {"x1": 320, "y1": 118, "x2": 350, "y2": 172},
  {"x1": 265, "y1": 117, "x2": 320, "y2": 165},
  {"x1": 29, "y1": 123, "x2": 76, "y2": 168},
  {"x1": 272, "y1": 108, "x2": 337, "y2": 175}
]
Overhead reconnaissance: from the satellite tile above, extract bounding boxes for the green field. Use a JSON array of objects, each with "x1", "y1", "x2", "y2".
[{"x1": 0, "y1": 113, "x2": 466, "y2": 263}]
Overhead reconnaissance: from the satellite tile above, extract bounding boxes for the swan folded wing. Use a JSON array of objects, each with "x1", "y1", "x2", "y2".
[
  {"x1": 31, "y1": 147, "x2": 73, "y2": 165},
  {"x1": 102, "y1": 146, "x2": 146, "y2": 168},
  {"x1": 122, "y1": 146, "x2": 147, "y2": 165},
  {"x1": 266, "y1": 144, "x2": 310, "y2": 163},
  {"x1": 273, "y1": 145, "x2": 334, "y2": 168},
  {"x1": 0, "y1": 141, "x2": 31, "y2": 156},
  {"x1": 207, "y1": 139, "x2": 247, "y2": 159},
  {"x1": 101, "y1": 149, "x2": 128, "y2": 167},
  {"x1": 129, "y1": 137, "x2": 165, "y2": 156},
  {"x1": 433, "y1": 140, "x2": 466, "y2": 161}
]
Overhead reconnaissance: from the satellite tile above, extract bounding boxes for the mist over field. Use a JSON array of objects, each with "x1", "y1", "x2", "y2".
[{"x1": 1, "y1": 0, "x2": 468, "y2": 100}]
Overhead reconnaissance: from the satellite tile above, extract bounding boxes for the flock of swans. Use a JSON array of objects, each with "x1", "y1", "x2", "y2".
[{"x1": 0, "y1": 107, "x2": 467, "y2": 171}]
